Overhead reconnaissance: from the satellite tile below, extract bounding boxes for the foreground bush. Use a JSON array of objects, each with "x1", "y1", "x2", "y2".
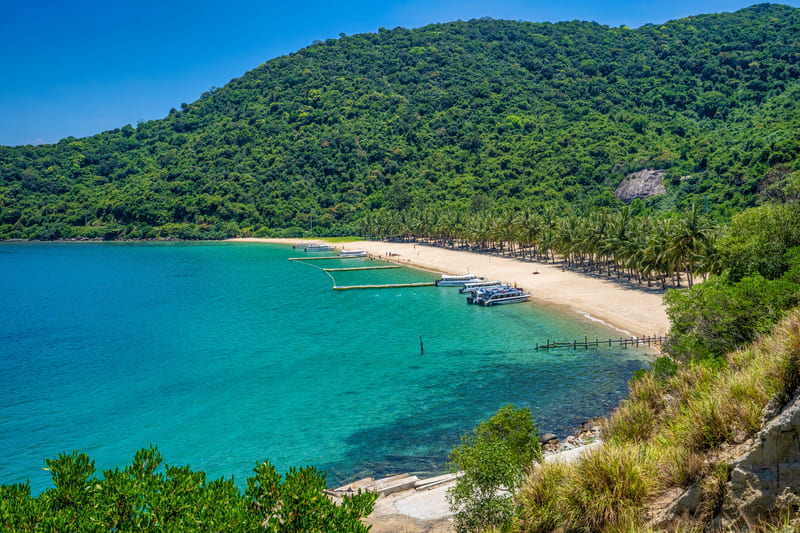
[
  {"x1": 447, "y1": 404, "x2": 542, "y2": 532},
  {"x1": 0, "y1": 446, "x2": 376, "y2": 532}
]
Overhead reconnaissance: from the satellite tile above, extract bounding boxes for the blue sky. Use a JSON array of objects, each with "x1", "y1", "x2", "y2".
[{"x1": 2, "y1": 1, "x2": 797, "y2": 146}]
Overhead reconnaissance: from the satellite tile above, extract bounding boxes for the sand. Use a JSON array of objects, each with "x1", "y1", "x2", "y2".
[{"x1": 231, "y1": 238, "x2": 670, "y2": 336}]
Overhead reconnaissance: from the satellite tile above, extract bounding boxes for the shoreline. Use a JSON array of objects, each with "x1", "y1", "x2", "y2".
[
  {"x1": 234, "y1": 236, "x2": 668, "y2": 531},
  {"x1": 231, "y1": 237, "x2": 670, "y2": 337},
  {"x1": 14, "y1": 237, "x2": 665, "y2": 530},
  {"x1": 348, "y1": 438, "x2": 605, "y2": 532}
]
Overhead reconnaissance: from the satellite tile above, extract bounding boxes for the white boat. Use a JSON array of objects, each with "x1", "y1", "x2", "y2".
[
  {"x1": 466, "y1": 285, "x2": 511, "y2": 304},
  {"x1": 467, "y1": 285, "x2": 530, "y2": 306},
  {"x1": 482, "y1": 291, "x2": 531, "y2": 306},
  {"x1": 304, "y1": 244, "x2": 336, "y2": 252},
  {"x1": 459, "y1": 280, "x2": 502, "y2": 294},
  {"x1": 435, "y1": 273, "x2": 483, "y2": 287},
  {"x1": 339, "y1": 249, "x2": 368, "y2": 258}
]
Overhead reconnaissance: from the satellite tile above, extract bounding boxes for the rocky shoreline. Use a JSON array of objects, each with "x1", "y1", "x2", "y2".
[
  {"x1": 339, "y1": 418, "x2": 607, "y2": 532},
  {"x1": 540, "y1": 417, "x2": 604, "y2": 455}
]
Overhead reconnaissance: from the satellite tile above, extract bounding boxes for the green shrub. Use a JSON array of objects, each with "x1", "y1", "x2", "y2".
[
  {"x1": 447, "y1": 404, "x2": 542, "y2": 532},
  {"x1": 664, "y1": 275, "x2": 800, "y2": 360},
  {"x1": 0, "y1": 446, "x2": 376, "y2": 532}
]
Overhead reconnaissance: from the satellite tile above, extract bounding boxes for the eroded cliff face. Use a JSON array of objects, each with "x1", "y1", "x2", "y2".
[
  {"x1": 653, "y1": 389, "x2": 800, "y2": 530},
  {"x1": 719, "y1": 390, "x2": 800, "y2": 529},
  {"x1": 615, "y1": 169, "x2": 667, "y2": 203}
]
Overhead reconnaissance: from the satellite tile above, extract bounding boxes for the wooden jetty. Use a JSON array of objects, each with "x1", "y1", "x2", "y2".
[
  {"x1": 333, "y1": 282, "x2": 436, "y2": 290},
  {"x1": 323, "y1": 265, "x2": 401, "y2": 272},
  {"x1": 535, "y1": 335, "x2": 667, "y2": 350}
]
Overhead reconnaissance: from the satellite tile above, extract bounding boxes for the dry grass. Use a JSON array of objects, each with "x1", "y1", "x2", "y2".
[
  {"x1": 515, "y1": 310, "x2": 800, "y2": 532},
  {"x1": 516, "y1": 444, "x2": 658, "y2": 532}
]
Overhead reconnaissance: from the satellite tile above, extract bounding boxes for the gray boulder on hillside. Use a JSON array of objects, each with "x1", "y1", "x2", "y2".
[{"x1": 615, "y1": 169, "x2": 667, "y2": 203}]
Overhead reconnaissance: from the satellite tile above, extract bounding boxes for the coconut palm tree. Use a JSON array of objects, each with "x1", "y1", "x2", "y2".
[{"x1": 668, "y1": 204, "x2": 715, "y2": 287}]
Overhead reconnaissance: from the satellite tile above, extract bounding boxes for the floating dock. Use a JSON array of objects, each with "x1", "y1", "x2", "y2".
[
  {"x1": 333, "y1": 282, "x2": 437, "y2": 290},
  {"x1": 323, "y1": 265, "x2": 401, "y2": 272},
  {"x1": 289, "y1": 256, "x2": 353, "y2": 261},
  {"x1": 289, "y1": 253, "x2": 435, "y2": 291}
]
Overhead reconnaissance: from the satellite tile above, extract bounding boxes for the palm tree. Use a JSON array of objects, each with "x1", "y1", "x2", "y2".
[{"x1": 668, "y1": 204, "x2": 715, "y2": 287}]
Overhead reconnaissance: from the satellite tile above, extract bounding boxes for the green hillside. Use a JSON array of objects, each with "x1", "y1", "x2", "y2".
[{"x1": 1, "y1": 3, "x2": 799, "y2": 240}]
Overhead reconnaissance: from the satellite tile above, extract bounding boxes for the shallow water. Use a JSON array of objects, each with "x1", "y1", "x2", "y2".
[{"x1": 0, "y1": 242, "x2": 650, "y2": 492}]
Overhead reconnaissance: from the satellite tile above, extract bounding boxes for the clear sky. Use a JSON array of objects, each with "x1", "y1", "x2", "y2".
[{"x1": 2, "y1": 1, "x2": 797, "y2": 147}]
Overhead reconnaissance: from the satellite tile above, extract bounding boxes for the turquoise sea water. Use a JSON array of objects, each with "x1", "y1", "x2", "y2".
[{"x1": 0, "y1": 242, "x2": 651, "y2": 493}]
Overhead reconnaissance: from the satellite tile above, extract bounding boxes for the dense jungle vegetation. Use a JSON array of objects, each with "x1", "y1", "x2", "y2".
[{"x1": 1, "y1": 3, "x2": 800, "y2": 240}]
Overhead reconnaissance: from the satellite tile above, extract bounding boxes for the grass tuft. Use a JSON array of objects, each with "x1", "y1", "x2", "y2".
[{"x1": 569, "y1": 443, "x2": 658, "y2": 531}]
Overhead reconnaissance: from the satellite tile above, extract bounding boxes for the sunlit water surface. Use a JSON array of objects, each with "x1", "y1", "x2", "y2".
[{"x1": 0, "y1": 242, "x2": 651, "y2": 493}]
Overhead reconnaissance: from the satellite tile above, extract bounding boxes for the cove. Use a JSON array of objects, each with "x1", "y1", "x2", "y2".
[{"x1": 0, "y1": 241, "x2": 651, "y2": 493}]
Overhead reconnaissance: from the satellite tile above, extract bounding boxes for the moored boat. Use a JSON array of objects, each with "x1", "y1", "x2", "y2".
[
  {"x1": 459, "y1": 280, "x2": 502, "y2": 294},
  {"x1": 435, "y1": 273, "x2": 483, "y2": 287},
  {"x1": 482, "y1": 291, "x2": 531, "y2": 306},
  {"x1": 304, "y1": 243, "x2": 336, "y2": 252},
  {"x1": 467, "y1": 285, "x2": 531, "y2": 306},
  {"x1": 339, "y1": 249, "x2": 368, "y2": 258}
]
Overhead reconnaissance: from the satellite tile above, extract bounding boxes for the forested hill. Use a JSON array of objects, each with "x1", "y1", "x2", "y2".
[{"x1": 1, "y1": 3, "x2": 799, "y2": 240}]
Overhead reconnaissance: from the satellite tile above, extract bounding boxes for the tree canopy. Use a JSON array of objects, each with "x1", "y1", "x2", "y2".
[
  {"x1": 2, "y1": 4, "x2": 800, "y2": 240},
  {"x1": 0, "y1": 446, "x2": 376, "y2": 532}
]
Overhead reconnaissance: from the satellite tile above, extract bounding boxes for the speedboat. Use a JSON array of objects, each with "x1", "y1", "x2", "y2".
[
  {"x1": 435, "y1": 273, "x2": 483, "y2": 287},
  {"x1": 459, "y1": 280, "x2": 502, "y2": 294},
  {"x1": 339, "y1": 249, "x2": 368, "y2": 258},
  {"x1": 304, "y1": 244, "x2": 336, "y2": 252},
  {"x1": 468, "y1": 285, "x2": 530, "y2": 306}
]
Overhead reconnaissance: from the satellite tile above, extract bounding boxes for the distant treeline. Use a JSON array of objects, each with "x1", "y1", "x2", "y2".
[{"x1": 2, "y1": 4, "x2": 800, "y2": 240}]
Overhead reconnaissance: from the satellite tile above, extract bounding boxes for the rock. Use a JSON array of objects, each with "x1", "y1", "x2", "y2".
[
  {"x1": 373, "y1": 474, "x2": 420, "y2": 496},
  {"x1": 654, "y1": 482, "x2": 705, "y2": 527},
  {"x1": 615, "y1": 169, "x2": 667, "y2": 203},
  {"x1": 335, "y1": 477, "x2": 375, "y2": 492},
  {"x1": 719, "y1": 391, "x2": 800, "y2": 529},
  {"x1": 580, "y1": 417, "x2": 604, "y2": 432},
  {"x1": 540, "y1": 433, "x2": 558, "y2": 444},
  {"x1": 762, "y1": 394, "x2": 788, "y2": 423}
]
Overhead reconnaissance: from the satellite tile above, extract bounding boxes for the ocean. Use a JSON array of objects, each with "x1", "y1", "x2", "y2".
[{"x1": 0, "y1": 241, "x2": 651, "y2": 493}]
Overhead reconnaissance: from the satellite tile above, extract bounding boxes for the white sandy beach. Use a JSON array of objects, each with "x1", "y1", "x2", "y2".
[{"x1": 232, "y1": 238, "x2": 670, "y2": 337}]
